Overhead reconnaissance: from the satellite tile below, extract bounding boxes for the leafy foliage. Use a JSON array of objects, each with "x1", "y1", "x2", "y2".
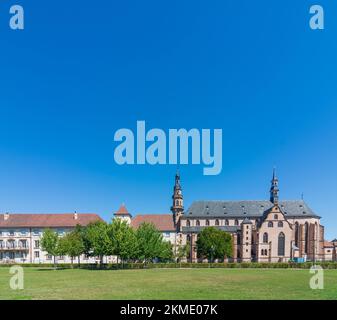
[
  {"x1": 136, "y1": 222, "x2": 171, "y2": 263},
  {"x1": 196, "y1": 227, "x2": 232, "y2": 262}
]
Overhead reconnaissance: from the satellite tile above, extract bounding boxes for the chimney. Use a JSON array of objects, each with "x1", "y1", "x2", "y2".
[
  {"x1": 74, "y1": 212, "x2": 78, "y2": 220},
  {"x1": 4, "y1": 212, "x2": 9, "y2": 221}
]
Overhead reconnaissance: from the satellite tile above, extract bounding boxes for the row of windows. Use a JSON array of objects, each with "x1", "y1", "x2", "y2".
[
  {"x1": 186, "y1": 219, "x2": 285, "y2": 228},
  {"x1": 186, "y1": 219, "x2": 245, "y2": 227},
  {"x1": 261, "y1": 249, "x2": 268, "y2": 256},
  {"x1": 0, "y1": 240, "x2": 28, "y2": 248},
  {"x1": 268, "y1": 221, "x2": 283, "y2": 228},
  {"x1": 0, "y1": 240, "x2": 40, "y2": 249},
  {"x1": 0, "y1": 229, "x2": 66, "y2": 236}
]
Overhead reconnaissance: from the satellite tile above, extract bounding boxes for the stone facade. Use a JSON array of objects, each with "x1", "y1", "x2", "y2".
[{"x1": 171, "y1": 171, "x2": 334, "y2": 263}]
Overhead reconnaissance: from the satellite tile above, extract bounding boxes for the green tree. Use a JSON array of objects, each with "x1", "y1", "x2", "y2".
[
  {"x1": 85, "y1": 221, "x2": 110, "y2": 264},
  {"x1": 158, "y1": 241, "x2": 174, "y2": 262},
  {"x1": 175, "y1": 243, "x2": 190, "y2": 265},
  {"x1": 41, "y1": 228, "x2": 59, "y2": 268},
  {"x1": 58, "y1": 228, "x2": 85, "y2": 266},
  {"x1": 196, "y1": 227, "x2": 232, "y2": 263},
  {"x1": 108, "y1": 218, "x2": 138, "y2": 267},
  {"x1": 136, "y1": 222, "x2": 170, "y2": 264}
]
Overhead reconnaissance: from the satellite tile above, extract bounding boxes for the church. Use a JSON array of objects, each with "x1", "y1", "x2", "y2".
[
  {"x1": 1, "y1": 170, "x2": 336, "y2": 264},
  {"x1": 119, "y1": 170, "x2": 336, "y2": 263}
]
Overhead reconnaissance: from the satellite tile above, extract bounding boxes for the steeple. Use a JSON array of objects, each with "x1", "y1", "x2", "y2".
[
  {"x1": 171, "y1": 170, "x2": 184, "y2": 225},
  {"x1": 270, "y1": 168, "x2": 279, "y2": 205},
  {"x1": 114, "y1": 203, "x2": 132, "y2": 224}
]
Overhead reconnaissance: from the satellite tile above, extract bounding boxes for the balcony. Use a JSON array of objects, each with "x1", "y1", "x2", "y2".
[{"x1": 0, "y1": 245, "x2": 29, "y2": 251}]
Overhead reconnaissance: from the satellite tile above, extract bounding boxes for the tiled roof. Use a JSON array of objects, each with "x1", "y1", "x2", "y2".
[
  {"x1": 184, "y1": 200, "x2": 319, "y2": 218},
  {"x1": 0, "y1": 213, "x2": 102, "y2": 228},
  {"x1": 131, "y1": 214, "x2": 175, "y2": 231},
  {"x1": 324, "y1": 241, "x2": 334, "y2": 248},
  {"x1": 115, "y1": 204, "x2": 131, "y2": 216}
]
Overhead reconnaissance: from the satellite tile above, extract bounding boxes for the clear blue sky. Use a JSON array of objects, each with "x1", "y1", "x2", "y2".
[{"x1": 1, "y1": 1, "x2": 337, "y2": 239}]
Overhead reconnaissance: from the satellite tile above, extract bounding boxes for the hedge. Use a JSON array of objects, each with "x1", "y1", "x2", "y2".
[{"x1": 1, "y1": 261, "x2": 337, "y2": 269}]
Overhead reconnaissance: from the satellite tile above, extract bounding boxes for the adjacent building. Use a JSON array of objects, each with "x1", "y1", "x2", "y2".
[{"x1": 0, "y1": 213, "x2": 101, "y2": 264}]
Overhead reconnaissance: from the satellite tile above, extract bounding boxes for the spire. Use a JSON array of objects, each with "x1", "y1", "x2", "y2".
[
  {"x1": 171, "y1": 170, "x2": 184, "y2": 225},
  {"x1": 270, "y1": 168, "x2": 279, "y2": 205},
  {"x1": 114, "y1": 204, "x2": 132, "y2": 217},
  {"x1": 174, "y1": 169, "x2": 181, "y2": 191}
]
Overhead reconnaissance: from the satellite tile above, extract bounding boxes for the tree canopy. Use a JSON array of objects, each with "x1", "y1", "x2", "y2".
[{"x1": 196, "y1": 227, "x2": 232, "y2": 262}]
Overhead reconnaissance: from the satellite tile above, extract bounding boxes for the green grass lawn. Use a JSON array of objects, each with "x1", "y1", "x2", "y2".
[{"x1": 0, "y1": 267, "x2": 336, "y2": 300}]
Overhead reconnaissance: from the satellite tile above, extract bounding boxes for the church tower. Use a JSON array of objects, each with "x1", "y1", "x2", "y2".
[
  {"x1": 171, "y1": 171, "x2": 184, "y2": 225},
  {"x1": 270, "y1": 168, "x2": 279, "y2": 205}
]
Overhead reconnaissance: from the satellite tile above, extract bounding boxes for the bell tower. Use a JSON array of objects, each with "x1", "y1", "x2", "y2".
[
  {"x1": 171, "y1": 171, "x2": 184, "y2": 225},
  {"x1": 270, "y1": 168, "x2": 279, "y2": 205}
]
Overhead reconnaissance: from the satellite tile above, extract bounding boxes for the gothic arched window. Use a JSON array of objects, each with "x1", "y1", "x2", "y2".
[
  {"x1": 278, "y1": 221, "x2": 283, "y2": 228},
  {"x1": 206, "y1": 219, "x2": 210, "y2": 226},
  {"x1": 225, "y1": 219, "x2": 229, "y2": 226},
  {"x1": 274, "y1": 214, "x2": 278, "y2": 220},
  {"x1": 278, "y1": 232, "x2": 285, "y2": 256},
  {"x1": 268, "y1": 221, "x2": 273, "y2": 228},
  {"x1": 196, "y1": 220, "x2": 200, "y2": 227},
  {"x1": 215, "y1": 219, "x2": 219, "y2": 226},
  {"x1": 235, "y1": 219, "x2": 239, "y2": 226},
  {"x1": 263, "y1": 232, "x2": 268, "y2": 243},
  {"x1": 186, "y1": 220, "x2": 190, "y2": 227}
]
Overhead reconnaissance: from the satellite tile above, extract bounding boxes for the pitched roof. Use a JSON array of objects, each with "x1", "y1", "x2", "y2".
[
  {"x1": 0, "y1": 213, "x2": 102, "y2": 228},
  {"x1": 131, "y1": 214, "x2": 175, "y2": 231},
  {"x1": 184, "y1": 200, "x2": 319, "y2": 218},
  {"x1": 114, "y1": 204, "x2": 131, "y2": 216},
  {"x1": 324, "y1": 241, "x2": 334, "y2": 248}
]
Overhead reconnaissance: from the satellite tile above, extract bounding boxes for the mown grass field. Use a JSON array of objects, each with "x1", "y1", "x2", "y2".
[{"x1": 0, "y1": 267, "x2": 336, "y2": 300}]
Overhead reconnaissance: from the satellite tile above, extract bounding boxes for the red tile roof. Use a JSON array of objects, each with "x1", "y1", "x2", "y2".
[
  {"x1": 0, "y1": 213, "x2": 102, "y2": 228},
  {"x1": 115, "y1": 204, "x2": 131, "y2": 216},
  {"x1": 324, "y1": 241, "x2": 334, "y2": 248},
  {"x1": 131, "y1": 214, "x2": 175, "y2": 231}
]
